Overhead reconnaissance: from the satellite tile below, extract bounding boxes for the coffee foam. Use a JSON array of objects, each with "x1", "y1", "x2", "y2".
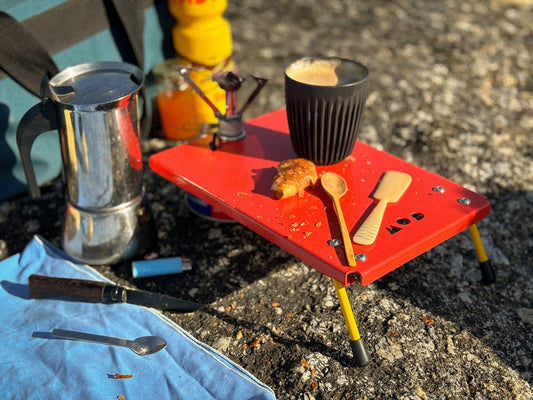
[
  {"x1": 286, "y1": 59, "x2": 341, "y2": 86},
  {"x1": 287, "y1": 58, "x2": 368, "y2": 87}
]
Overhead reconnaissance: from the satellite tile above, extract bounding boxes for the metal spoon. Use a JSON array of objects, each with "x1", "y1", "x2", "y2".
[
  {"x1": 51, "y1": 328, "x2": 167, "y2": 356},
  {"x1": 321, "y1": 172, "x2": 356, "y2": 267}
]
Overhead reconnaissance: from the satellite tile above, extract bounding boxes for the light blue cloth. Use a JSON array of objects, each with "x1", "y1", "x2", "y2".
[{"x1": 0, "y1": 236, "x2": 276, "y2": 400}]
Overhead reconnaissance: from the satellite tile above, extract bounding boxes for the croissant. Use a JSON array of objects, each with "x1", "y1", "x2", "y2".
[{"x1": 271, "y1": 158, "x2": 318, "y2": 199}]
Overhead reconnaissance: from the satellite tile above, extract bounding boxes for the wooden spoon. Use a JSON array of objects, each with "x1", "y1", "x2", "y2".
[
  {"x1": 321, "y1": 172, "x2": 356, "y2": 267},
  {"x1": 353, "y1": 170, "x2": 412, "y2": 245}
]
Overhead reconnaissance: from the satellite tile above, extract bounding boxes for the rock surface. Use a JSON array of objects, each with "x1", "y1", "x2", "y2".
[{"x1": 1, "y1": 0, "x2": 531, "y2": 399}]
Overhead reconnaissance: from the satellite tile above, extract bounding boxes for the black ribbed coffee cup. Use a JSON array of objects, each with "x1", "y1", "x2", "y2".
[{"x1": 285, "y1": 57, "x2": 369, "y2": 165}]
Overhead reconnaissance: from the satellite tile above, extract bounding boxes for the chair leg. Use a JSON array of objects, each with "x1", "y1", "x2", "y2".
[
  {"x1": 332, "y1": 278, "x2": 371, "y2": 366},
  {"x1": 468, "y1": 224, "x2": 496, "y2": 284}
]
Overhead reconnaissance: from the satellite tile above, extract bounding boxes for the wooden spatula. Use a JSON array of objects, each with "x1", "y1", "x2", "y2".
[{"x1": 352, "y1": 171, "x2": 412, "y2": 245}]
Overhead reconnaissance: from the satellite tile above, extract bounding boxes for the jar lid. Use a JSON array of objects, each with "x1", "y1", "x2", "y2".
[{"x1": 152, "y1": 58, "x2": 188, "y2": 81}]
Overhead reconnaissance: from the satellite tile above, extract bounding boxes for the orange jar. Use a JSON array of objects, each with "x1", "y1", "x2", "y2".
[{"x1": 153, "y1": 58, "x2": 231, "y2": 141}]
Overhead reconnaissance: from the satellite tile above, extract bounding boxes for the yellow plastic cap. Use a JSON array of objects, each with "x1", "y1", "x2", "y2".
[{"x1": 169, "y1": 0, "x2": 233, "y2": 66}]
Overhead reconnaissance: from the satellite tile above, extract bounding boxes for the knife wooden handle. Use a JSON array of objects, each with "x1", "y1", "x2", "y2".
[{"x1": 28, "y1": 274, "x2": 111, "y2": 303}]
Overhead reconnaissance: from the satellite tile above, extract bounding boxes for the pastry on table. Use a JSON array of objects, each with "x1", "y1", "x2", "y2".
[{"x1": 271, "y1": 158, "x2": 318, "y2": 199}]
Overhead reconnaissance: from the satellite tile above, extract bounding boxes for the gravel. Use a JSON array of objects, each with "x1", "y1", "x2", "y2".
[{"x1": 1, "y1": 0, "x2": 532, "y2": 398}]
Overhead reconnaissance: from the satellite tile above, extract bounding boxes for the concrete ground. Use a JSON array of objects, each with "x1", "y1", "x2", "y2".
[{"x1": 1, "y1": 0, "x2": 531, "y2": 399}]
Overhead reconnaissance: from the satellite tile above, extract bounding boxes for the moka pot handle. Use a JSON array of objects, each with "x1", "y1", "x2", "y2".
[{"x1": 16, "y1": 96, "x2": 59, "y2": 198}]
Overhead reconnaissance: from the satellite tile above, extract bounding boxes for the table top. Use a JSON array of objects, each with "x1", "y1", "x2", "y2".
[{"x1": 149, "y1": 109, "x2": 490, "y2": 286}]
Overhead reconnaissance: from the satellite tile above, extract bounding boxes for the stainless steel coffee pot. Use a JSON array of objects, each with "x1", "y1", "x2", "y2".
[{"x1": 17, "y1": 62, "x2": 155, "y2": 265}]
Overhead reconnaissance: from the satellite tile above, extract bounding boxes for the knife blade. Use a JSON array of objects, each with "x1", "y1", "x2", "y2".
[{"x1": 28, "y1": 274, "x2": 203, "y2": 313}]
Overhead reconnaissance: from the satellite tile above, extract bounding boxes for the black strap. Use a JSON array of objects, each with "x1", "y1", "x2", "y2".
[
  {"x1": 107, "y1": 0, "x2": 146, "y2": 70},
  {"x1": 0, "y1": 12, "x2": 59, "y2": 97}
]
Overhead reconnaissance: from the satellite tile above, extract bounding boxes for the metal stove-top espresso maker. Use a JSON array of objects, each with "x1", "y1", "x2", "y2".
[{"x1": 17, "y1": 62, "x2": 155, "y2": 265}]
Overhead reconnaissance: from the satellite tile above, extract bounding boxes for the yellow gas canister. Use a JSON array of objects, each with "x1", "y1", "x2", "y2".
[{"x1": 163, "y1": 0, "x2": 236, "y2": 221}]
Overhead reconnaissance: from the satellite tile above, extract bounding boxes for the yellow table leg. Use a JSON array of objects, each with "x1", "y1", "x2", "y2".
[
  {"x1": 332, "y1": 278, "x2": 370, "y2": 366},
  {"x1": 468, "y1": 224, "x2": 496, "y2": 284}
]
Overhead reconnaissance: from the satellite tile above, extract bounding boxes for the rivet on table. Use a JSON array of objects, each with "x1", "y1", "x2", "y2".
[
  {"x1": 355, "y1": 253, "x2": 367, "y2": 262},
  {"x1": 432, "y1": 186, "x2": 445, "y2": 193},
  {"x1": 457, "y1": 197, "x2": 471, "y2": 205},
  {"x1": 328, "y1": 239, "x2": 342, "y2": 247}
]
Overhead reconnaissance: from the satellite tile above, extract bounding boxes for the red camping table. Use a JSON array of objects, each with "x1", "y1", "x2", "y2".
[{"x1": 149, "y1": 109, "x2": 494, "y2": 366}]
